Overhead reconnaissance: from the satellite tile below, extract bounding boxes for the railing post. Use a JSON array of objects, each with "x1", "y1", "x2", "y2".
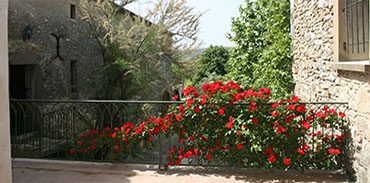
[
  {"x1": 39, "y1": 113, "x2": 44, "y2": 158},
  {"x1": 158, "y1": 133, "x2": 163, "y2": 168}
]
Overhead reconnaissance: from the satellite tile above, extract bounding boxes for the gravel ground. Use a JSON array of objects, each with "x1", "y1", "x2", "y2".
[{"x1": 11, "y1": 158, "x2": 348, "y2": 183}]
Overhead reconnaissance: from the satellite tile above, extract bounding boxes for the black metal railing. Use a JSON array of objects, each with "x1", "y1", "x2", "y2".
[
  {"x1": 10, "y1": 99, "x2": 349, "y2": 169},
  {"x1": 10, "y1": 99, "x2": 181, "y2": 164}
]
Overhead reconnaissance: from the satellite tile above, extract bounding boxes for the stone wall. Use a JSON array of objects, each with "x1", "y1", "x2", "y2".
[
  {"x1": 8, "y1": 0, "x2": 104, "y2": 99},
  {"x1": 8, "y1": 0, "x2": 173, "y2": 100},
  {"x1": 291, "y1": 0, "x2": 370, "y2": 182},
  {"x1": 0, "y1": 0, "x2": 13, "y2": 181}
]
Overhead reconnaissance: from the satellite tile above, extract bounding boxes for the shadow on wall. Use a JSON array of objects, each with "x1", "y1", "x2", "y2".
[{"x1": 338, "y1": 70, "x2": 370, "y2": 84}]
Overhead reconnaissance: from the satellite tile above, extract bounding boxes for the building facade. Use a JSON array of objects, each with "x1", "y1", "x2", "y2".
[
  {"x1": 291, "y1": 0, "x2": 370, "y2": 181},
  {"x1": 8, "y1": 0, "x2": 173, "y2": 100},
  {"x1": 8, "y1": 0, "x2": 105, "y2": 99}
]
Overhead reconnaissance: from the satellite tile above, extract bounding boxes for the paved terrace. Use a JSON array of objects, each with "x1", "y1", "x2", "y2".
[{"x1": 12, "y1": 159, "x2": 347, "y2": 183}]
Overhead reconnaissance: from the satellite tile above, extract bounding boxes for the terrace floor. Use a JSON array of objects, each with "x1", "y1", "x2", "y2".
[{"x1": 12, "y1": 158, "x2": 348, "y2": 183}]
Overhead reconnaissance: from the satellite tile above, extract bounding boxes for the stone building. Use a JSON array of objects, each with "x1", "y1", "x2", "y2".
[
  {"x1": 8, "y1": 0, "x2": 172, "y2": 100},
  {"x1": 291, "y1": 0, "x2": 370, "y2": 181},
  {"x1": 9, "y1": 0, "x2": 103, "y2": 99}
]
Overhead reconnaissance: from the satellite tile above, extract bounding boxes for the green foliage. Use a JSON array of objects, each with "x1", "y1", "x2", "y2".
[
  {"x1": 192, "y1": 46, "x2": 230, "y2": 85},
  {"x1": 80, "y1": 0, "x2": 202, "y2": 100},
  {"x1": 80, "y1": 1, "x2": 169, "y2": 100},
  {"x1": 69, "y1": 81, "x2": 347, "y2": 170},
  {"x1": 226, "y1": 0, "x2": 293, "y2": 99}
]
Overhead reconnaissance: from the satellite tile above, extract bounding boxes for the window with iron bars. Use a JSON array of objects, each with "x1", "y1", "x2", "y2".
[{"x1": 336, "y1": 0, "x2": 369, "y2": 61}]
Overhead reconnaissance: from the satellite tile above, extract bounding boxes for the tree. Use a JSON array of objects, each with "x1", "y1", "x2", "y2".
[
  {"x1": 80, "y1": 0, "x2": 202, "y2": 100},
  {"x1": 226, "y1": 0, "x2": 293, "y2": 99},
  {"x1": 192, "y1": 46, "x2": 229, "y2": 84}
]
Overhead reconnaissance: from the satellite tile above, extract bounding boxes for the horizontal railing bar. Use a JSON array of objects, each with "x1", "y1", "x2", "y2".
[
  {"x1": 298, "y1": 101, "x2": 349, "y2": 105},
  {"x1": 10, "y1": 99, "x2": 184, "y2": 104},
  {"x1": 10, "y1": 99, "x2": 349, "y2": 105}
]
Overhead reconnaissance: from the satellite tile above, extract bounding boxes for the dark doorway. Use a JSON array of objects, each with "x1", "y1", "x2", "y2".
[
  {"x1": 9, "y1": 65, "x2": 27, "y2": 99},
  {"x1": 9, "y1": 65, "x2": 38, "y2": 136}
]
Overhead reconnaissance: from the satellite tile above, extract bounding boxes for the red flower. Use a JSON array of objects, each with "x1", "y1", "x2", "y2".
[
  {"x1": 236, "y1": 143, "x2": 243, "y2": 150},
  {"x1": 175, "y1": 159, "x2": 181, "y2": 165},
  {"x1": 91, "y1": 144, "x2": 96, "y2": 150},
  {"x1": 339, "y1": 112, "x2": 346, "y2": 118},
  {"x1": 194, "y1": 148, "x2": 199, "y2": 155},
  {"x1": 264, "y1": 147, "x2": 274, "y2": 155},
  {"x1": 307, "y1": 115, "x2": 313, "y2": 121},
  {"x1": 200, "y1": 95, "x2": 207, "y2": 105},
  {"x1": 297, "y1": 148, "x2": 305, "y2": 155},
  {"x1": 259, "y1": 88, "x2": 271, "y2": 97},
  {"x1": 303, "y1": 144, "x2": 309, "y2": 151},
  {"x1": 271, "y1": 111, "x2": 279, "y2": 117},
  {"x1": 315, "y1": 111, "x2": 326, "y2": 119},
  {"x1": 194, "y1": 106, "x2": 201, "y2": 113},
  {"x1": 283, "y1": 158, "x2": 291, "y2": 166},
  {"x1": 176, "y1": 114, "x2": 182, "y2": 121},
  {"x1": 218, "y1": 107, "x2": 225, "y2": 116},
  {"x1": 201, "y1": 83, "x2": 211, "y2": 93},
  {"x1": 313, "y1": 131, "x2": 322, "y2": 137},
  {"x1": 296, "y1": 104, "x2": 306, "y2": 113},
  {"x1": 328, "y1": 148, "x2": 341, "y2": 155},
  {"x1": 276, "y1": 125, "x2": 287, "y2": 134},
  {"x1": 286, "y1": 104, "x2": 295, "y2": 110},
  {"x1": 206, "y1": 154, "x2": 213, "y2": 160},
  {"x1": 271, "y1": 102, "x2": 279, "y2": 109},
  {"x1": 252, "y1": 118, "x2": 259, "y2": 124},
  {"x1": 335, "y1": 134, "x2": 343, "y2": 141},
  {"x1": 178, "y1": 155, "x2": 184, "y2": 160},
  {"x1": 292, "y1": 96, "x2": 301, "y2": 102},
  {"x1": 68, "y1": 148, "x2": 75, "y2": 155},
  {"x1": 178, "y1": 105, "x2": 185, "y2": 114},
  {"x1": 183, "y1": 86, "x2": 196, "y2": 96},
  {"x1": 236, "y1": 130, "x2": 241, "y2": 136},
  {"x1": 267, "y1": 155, "x2": 276, "y2": 163},
  {"x1": 111, "y1": 132, "x2": 117, "y2": 138},
  {"x1": 172, "y1": 95, "x2": 179, "y2": 101},
  {"x1": 186, "y1": 98, "x2": 194, "y2": 108},
  {"x1": 226, "y1": 81, "x2": 241, "y2": 90},
  {"x1": 179, "y1": 138, "x2": 184, "y2": 143},
  {"x1": 249, "y1": 101, "x2": 257, "y2": 112},
  {"x1": 328, "y1": 109, "x2": 337, "y2": 115},
  {"x1": 225, "y1": 116, "x2": 233, "y2": 129},
  {"x1": 201, "y1": 135, "x2": 208, "y2": 141},
  {"x1": 233, "y1": 93, "x2": 243, "y2": 102},
  {"x1": 184, "y1": 150, "x2": 193, "y2": 158},
  {"x1": 189, "y1": 136, "x2": 195, "y2": 141},
  {"x1": 301, "y1": 120, "x2": 310, "y2": 129},
  {"x1": 148, "y1": 136, "x2": 153, "y2": 142}
]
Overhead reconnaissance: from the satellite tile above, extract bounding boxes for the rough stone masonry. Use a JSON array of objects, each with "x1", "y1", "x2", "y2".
[{"x1": 291, "y1": 0, "x2": 370, "y2": 182}]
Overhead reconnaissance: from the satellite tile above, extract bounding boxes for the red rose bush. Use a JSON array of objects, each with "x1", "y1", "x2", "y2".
[{"x1": 69, "y1": 81, "x2": 347, "y2": 170}]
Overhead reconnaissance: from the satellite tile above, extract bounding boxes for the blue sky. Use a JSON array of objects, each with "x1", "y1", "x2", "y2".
[{"x1": 125, "y1": 0, "x2": 244, "y2": 48}]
